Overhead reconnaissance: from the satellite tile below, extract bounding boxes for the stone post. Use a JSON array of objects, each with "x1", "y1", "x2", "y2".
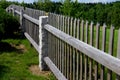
[
  {"x1": 39, "y1": 16, "x2": 49, "y2": 71},
  {"x1": 20, "y1": 9, "x2": 25, "y2": 37},
  {"x1": 12, "y1": 8, "x2": 16, "y2": 16}
]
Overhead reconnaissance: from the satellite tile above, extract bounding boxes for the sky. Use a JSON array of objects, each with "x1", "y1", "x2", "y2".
[{"x1": 6, "y1": 0, "x2": 118, "y2": 3}]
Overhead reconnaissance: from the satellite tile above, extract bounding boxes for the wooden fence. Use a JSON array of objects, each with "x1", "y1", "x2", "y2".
[{"x1": 7, "y1": 5, "x2": 120, "y2": 80}]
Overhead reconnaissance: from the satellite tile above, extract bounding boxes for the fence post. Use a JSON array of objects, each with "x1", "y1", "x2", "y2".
[
  {"x1": 12, "y1": 8, "x2": 16, "y2": 16},
  {"x1": 39, "y1": 16, "x2": 49, "y2": 71},
  {"x1": 20, "y1": 9, "x2": 25, "y2": 35}
]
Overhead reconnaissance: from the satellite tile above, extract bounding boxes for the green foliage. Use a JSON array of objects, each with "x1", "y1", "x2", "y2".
[
  {"x1": 59, "y1": 1, "x2": 120, "y2": 28},
  {"x1": 32, "y1": 2, "x2": 62, "y2": 13},
  {"x1": 60, "y1": 0, "x2": 73, "y2": 16},
  {"x1": 0, "y1": 0, "x2": 10, "y2": 9},
  {"x1": 0, "y1": 8, "x2": 20, "y2": 40},
  {"x1": 0, "y1": 0, "x2": 20, "y2": 9}
]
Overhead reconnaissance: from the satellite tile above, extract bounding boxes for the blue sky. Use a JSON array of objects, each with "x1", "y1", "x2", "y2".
[{"x1": 6, "y1": 0, "x2": 118, "y2": 3}]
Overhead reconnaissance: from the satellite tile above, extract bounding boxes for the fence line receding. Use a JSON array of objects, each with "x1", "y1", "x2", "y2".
[{"x1": 6, "y1": 4, "x2": 120, "y2": 80}]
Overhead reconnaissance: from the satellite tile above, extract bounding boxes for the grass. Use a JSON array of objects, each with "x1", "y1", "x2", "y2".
[{"x1": 0, "y1": 38, "x2": 56, "y2": 80}]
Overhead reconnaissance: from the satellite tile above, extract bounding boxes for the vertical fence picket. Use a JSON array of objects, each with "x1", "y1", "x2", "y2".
[
  {"x1": 89, "y1": 21, "x2": 94, "y2": 80},
  {"x1": 61, "y1": 15, "x2": 64, "y2": 74},
  {"x1": 107, "y1": 25, "x2": 114, "y2": 80},
  {"x1": 52, "y1": 14, "x2": 54, "y2": 62},
  {"x1": 95, "y1": 23, "x2": 100, "y2": 80},
  {"x1": 67, "y1": 17, "x2": 70, "y2": 79},
  {"x1": 58, "y1": 15, "x2": 61, "y2": 70},
  {"x1": 101, "y1": 23, "x2": 107, "y2": 80},
  {"x1": 85, "y1": 21, "x2": 89, "y2": 43},
  {"x1": 90, "y1": 21, "x2": 94, "y2": 45},
  {"x1": 73, "y1": 18, "x2": 77, "y2": 80},
  {"x1": 53, "y1": 35, "x2": 55, "y2": 64},
  {"x1": 81, "y1": 20, "x2": 84, "y2": 41},
  {"x1": 84, "y1": 21, "x2": 89, "y2": 80},
  {"x1": 58, "y1": 15, "x2": 60, "y2": 70},
  {"x1": 59, "y1": 15, "x2": 62, "y2": 71},
  {"x1": 55, "y1": 14, "x2": 57, "y2": 67},
  {"x1": 70, "y1": 17, "x2": 73, "y2": 80},
  {"x1": 117, "y1": 28, "x2": 120, "y2": 80},
  {"x1": 64, "y1": 16, "x2": 67, "y2": 77},
  {"x1": 76, "y1": 19, "x2": 80, "y2": 80},
  {"x1": 20, "y1": 9, "x2": 23, "y2": 33},
  {"x1": 96, "y1": 23, "x2": 100, "y2": 48},
  {"x1": 55, "y1": 14, "x2": 58, "y2": 67},
  {"x1": 80, "y1": 20, "x2": 84, "y2": 80}
]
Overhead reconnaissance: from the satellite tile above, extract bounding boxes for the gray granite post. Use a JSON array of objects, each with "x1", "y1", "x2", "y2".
[{"x1": 39, "y1": 16, "x2": 49, "y2": 71}]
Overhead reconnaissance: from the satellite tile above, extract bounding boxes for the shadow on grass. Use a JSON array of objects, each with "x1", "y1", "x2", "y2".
[
  {"x1": 0, "y1": 42, "x2": 18, "y2": 54},
  {"x1": 3, "y1": 33, "x2": 25, "y2": 40},
  {"x1": 0, "y1": 41, "x2": 17, "y2": 52},
  {"x1": 0, "y1": 65, "x2": 10, "y2": 78}
]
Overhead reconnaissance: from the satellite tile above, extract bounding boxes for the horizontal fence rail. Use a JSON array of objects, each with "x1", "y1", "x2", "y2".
[{"x1": 7, "y1": 4, "x2": 120, "y2": 80}]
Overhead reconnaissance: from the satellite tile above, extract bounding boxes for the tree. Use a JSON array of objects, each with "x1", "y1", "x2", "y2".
[
  {"x1": 60, "y1": 0, "x2": 73, "y2": 16},
  {"x1": 0, "y1": 8, "x2": 20, "y2": 40},
  {"x1": 111, "y1": 2, "x2": 120, "y2": 28}
]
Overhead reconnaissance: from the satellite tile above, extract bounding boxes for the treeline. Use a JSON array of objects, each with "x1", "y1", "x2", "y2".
[
  {"x1": 22, "y1": 1, "x2": 120, "y2": 28},
  {"x1": 1, "y1": 0, "x2": 120, "y2": 28}
]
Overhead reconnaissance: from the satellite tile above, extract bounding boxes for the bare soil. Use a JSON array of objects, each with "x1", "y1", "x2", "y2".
[
  {"x1": 11, "y1": 43, "x2": 27, "y2": 53},
  {"x1": 29, "y1": 65, "x2": 51, "y2": 77}
]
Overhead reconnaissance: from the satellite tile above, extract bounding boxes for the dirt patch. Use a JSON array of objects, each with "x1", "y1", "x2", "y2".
[
  {"x1": 29, "y1": 65, "x2": 51, "y2": 77},
  {"x1": 16, "y1": 44, "x2": 27, "y2": 52},
  {"x1": 10, "y1": 43, "x2": 27, "y2": 53}
]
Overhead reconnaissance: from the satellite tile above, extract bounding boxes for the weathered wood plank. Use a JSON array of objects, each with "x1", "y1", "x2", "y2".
[
  {"x1": 62, "y1": 16, "x2": 65, "y2": 75},
  {"x1": 94, "y1": 23, "x2": 100, "y2": 80},
  {"x1": 73, "y1": 18, "x2": 77, "y2": 80},
  {"x1": 60, "y1": 15, "x2": 62, "y2": 72},
  {"x1": 84, "y1": 21, "x2": 89, "y2": 80},
  {"x1": 116, "y1": 28, "x2": 120, "y2": 80},
  {"x1": 80, "y1": 20, "x2": 84, "y2": 80},
  {"x1": 64, "y1": 17, "x2": 67, "y2": 77},
  {"x1": 23, "y1": 14, "x2": 39, "y2": 25},
  {"x1": 107, "y1": 25, "x2": 114, "y2": 80},
  {"x1": 101, "y1": 23, "x2": 107, "y2": 80},
  {"x1": 44, "y1": 57, "x2": 67, "y2": 80},
  {"x1": 57, "y1": 15, "x2": 60, "y2": 70},
  {"x1": 80, "y1": 53, "x2": 83, "y2": 80},
  {"x1": 89, "y1": 21, "x2": 94, "y2": 80},
  {"x1": 24, "y1": 32, "x2": 39, "y2": 53},
  {"x1": 76, "y1": 19, "x2": 80, "y2": 80},
  {"x1": 67, "y1": 17, "x2": 70, "y2": 79},
  {"x1": 69, "y1": 17, "x2": 73, "y2": 80},
  {"x1": 81, "y1": 20, "x2": 84, "y2": 41},
  {"x1": 15, "y1": 10, "x2": 20, "y2": 15}
]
